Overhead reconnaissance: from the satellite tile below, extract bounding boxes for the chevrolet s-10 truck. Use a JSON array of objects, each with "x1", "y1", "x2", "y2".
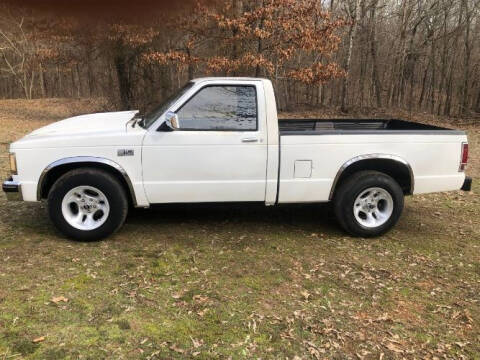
[{"x1": 3, "y1": 78, "x2": 472, "y2": 241}]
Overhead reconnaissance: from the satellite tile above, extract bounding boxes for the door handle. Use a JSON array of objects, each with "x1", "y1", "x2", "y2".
[{"x1": 241, "y1": 137, "x2": 259, "y2": 143}]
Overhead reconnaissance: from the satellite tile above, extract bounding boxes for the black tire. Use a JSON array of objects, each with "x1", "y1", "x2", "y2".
[
  {"x1": 47, "y1": 168, "x2": 128, "y2": 241},
  {"x1": 333, "y1": 170, "x2": 404, "y2": 237}
]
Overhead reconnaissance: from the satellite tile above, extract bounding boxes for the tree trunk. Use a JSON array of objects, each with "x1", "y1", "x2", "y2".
[
  {"x1": 436, "y1": 12, "x2": 447, "y2": 115},
  {"x1": 115, "y1": 57, "x2": 133, "y2": 109},
  {"x1": 389, "y1": 0, "x2": 410, "y2": 107},
  {"x1": 114, "y1": 43, "x2": 134, "y2": 110},
  {"x1": 475, "y1": 88, "x2": 480, "y2": 113},
  {"x1": 76, "y1": 63, "x2": 83, "y2": 97},
  {"x1": 186, "y1": 47, "x2": 194, "y2": 80},
  {"x1": 38, "y1": 62, "x2": 46, "y2": 98},
  {"x1": 444, "y1": 61, "x2": 455, "y2": 116},
  {"x1": 358, "y1": 0, "x2": 366, "y2": 107},
  {"x1": 461, "y1": 0, "x2": 471, "y2": 114},
  {"x1": 369, "y1": 0, "x2": 381, "y2": 107},
  {"x1": 232, "y1": 0, "x2": 243, "y2": 73},
  {"x1": 56, "y1": 65, "x2": 62, "y2": 97},
  {"x1": 341, "y1": 0, "x2": 361, "y2": 112},
  {"x1": 86, "y1": 49, "x2": 95, "y2": 96},
  {"x1": 418, "y1": 60, "x2": 429, "y2": 108},
  {"x1": 429, "y1": 36, "x2": 436, "y2": 113},
  {"x1": 255, "y1": 1, "x2": 265, "y2": 78}
]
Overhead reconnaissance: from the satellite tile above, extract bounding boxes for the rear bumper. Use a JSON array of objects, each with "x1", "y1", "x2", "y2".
[
  {"x1": 461, "y1": 176, "x2": 472, "y2": 191},
  {"x1": 3, "y1": 177, "x2": 22, "y2": 201}
]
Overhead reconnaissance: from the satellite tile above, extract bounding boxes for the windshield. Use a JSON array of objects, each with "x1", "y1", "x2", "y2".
[{"x1": 143, "y1": 82, "x2": 194, "y2": 128}]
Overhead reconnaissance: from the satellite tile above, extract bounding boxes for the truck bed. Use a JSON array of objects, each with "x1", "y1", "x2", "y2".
[{"x1": 279, "y1": 119, "x2": 464, "y2": 135}]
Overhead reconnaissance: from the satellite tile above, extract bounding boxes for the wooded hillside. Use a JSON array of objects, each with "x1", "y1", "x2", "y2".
[{"x1": 0, "y1": 0, "x2": 479, "y2": 117}]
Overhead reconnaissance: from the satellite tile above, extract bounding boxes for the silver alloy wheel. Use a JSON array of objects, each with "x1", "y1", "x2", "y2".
[
  {"x1": 61, "y1": 185, "x2": 110, "y2": 231},
  {"x1": 353, "y1": 187, "x2": 394, "y2": 228}
]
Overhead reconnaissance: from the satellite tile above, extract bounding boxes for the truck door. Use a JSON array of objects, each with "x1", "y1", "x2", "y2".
[{"x1": 142, "y1": 82, "x2": 268, "y2": 204}]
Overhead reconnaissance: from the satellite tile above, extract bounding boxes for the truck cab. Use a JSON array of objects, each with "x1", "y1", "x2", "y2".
[{"x1": 141, "y1": 78, "x2": 280, "y2": 205}]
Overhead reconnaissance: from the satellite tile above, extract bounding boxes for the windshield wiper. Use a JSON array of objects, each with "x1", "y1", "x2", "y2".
[{"x1": 138, "y1": 115, "x2": 146, "y2": 128}]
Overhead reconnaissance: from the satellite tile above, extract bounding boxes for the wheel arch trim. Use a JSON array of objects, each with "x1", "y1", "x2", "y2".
[
  {"x1": 37, "y1": 156, "x2": 138, "y2": 206},
  {"x1": 328, "y1": 153, "x2": 414, "y2": 200}
]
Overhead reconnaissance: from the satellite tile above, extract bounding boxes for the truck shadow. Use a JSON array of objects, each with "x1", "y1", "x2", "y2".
[
  {"x1": 0, "y1": 200, "x2": 343, "y2": 242},
  {"x1": 126, "y1": 202, "x2": 340, "y2": 234}
]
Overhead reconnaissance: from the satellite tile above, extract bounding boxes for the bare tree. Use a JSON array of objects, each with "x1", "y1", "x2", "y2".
[
  {"x1": 0, "y1": 15, "x2": 37, "y2": 99},
  {"x1": 341, "y1": 0, "x2": 362, "y2": 112},
  {"x1": 369, "y1": 0, "x2": 381, "y2": 107}
]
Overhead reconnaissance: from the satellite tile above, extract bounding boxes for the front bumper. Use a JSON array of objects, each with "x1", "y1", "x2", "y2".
[
  {"x1": 3, "y1": 176, "x2": 22, "y2": 201},
  {"x1": 461, "y1": 176, "x2": 472, "y2": 191}
]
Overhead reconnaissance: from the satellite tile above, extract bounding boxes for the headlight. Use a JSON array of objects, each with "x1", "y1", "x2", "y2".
[{"x1": 9, "y1": 153, "x2": 17, "y2": 175}]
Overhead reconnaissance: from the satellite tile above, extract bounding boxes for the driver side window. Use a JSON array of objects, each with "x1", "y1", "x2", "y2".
[{"x1": 177, "y1": 85, "x2": 257, "y2": 131}]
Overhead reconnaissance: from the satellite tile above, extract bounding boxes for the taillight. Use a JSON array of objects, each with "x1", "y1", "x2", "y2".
[{"x1": 459, "y1": 142, "x2": 468, "y2": 171}]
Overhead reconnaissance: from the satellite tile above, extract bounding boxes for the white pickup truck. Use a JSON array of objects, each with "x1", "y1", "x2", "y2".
[{"x1": 3, "y1": 78, "x2": 472, "y2": 241}]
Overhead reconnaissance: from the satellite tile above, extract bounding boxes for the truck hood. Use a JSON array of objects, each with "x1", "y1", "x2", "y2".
[{"x1": 25, "y1": 110, "x2": 139, "y2": 138}]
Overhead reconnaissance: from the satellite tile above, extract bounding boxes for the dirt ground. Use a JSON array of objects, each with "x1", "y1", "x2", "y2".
[{"x1": 0, "y1": 99, "x2": 478, "y2": 359}]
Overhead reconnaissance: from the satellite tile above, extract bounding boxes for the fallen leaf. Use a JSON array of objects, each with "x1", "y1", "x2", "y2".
[
  {"x1": 51, "y1": 296, "x2": 68, "y2": 304},
  {"x1": 300, "y1": 290, "x2": 310, "y2": 300},
  {"x1": 33, "y1": 336, "x2": 45, "y2": 343},
  {"x1": 197, "y1": 308, "x2": 208, "y2": 317},
  {"x1": 190, "y1": 336, "x2": 203, "y2": 348},
  {"x1": 170, "y1": 344, "x2": 185, "y2": 353},
  {"x1": 375, "y1": 313, "x2": 392, "y2": 322},
  {"x1": 386, "y1": 342, "x2": 403, "y2": 353},
  {"x1": 193, "y1": 294, "x2": 209, "y2": 303},
  {"x1": 464, "y1": 310, "x2": 473, "y2": 324}
]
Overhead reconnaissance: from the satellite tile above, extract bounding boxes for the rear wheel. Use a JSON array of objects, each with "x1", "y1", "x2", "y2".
[
  {"x1": 333, "y1": 171, "x2": 404, "y2": 237},
  {"x1": 48, "y1": 168, "x2": 128, "y2": 241}
]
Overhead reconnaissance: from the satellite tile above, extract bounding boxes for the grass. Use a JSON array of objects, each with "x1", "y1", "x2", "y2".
[{"x1": 0, "y1": 99, "x2": 479, "y2": 359}]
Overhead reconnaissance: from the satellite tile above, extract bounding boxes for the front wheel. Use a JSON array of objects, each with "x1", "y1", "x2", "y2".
[
  {"x1": 333, "y1": 171, "x2": 404, "y2": 237},
  {"x1": 48, "y1": 168, "x2": 128, "y2": 241}
]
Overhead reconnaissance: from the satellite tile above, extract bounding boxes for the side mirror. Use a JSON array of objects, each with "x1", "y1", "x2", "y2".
[
  {"x1": 165, "y1": 111, "x2": 179, "y2": 130},
  {"x1": 158, "y1": 111, "x2": 179, "y2": 132}
]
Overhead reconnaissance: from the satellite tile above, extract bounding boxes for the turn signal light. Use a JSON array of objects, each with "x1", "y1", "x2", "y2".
[{"x1": 9, "y1": 153, "x2": 17, "y2": 175}]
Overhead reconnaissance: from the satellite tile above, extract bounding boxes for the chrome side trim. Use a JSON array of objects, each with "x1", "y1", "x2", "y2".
[
  {"x1": 37, "y1": 156, "x2": 138, "y2": 206},
  {"x1": 328, "y1": 154, "x2": 415, "y2": 200}
]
